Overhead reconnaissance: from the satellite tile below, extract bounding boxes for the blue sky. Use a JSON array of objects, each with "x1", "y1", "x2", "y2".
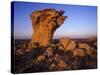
[{"x1": 12, "y1": 1, "x2": 97, "y2": 39}]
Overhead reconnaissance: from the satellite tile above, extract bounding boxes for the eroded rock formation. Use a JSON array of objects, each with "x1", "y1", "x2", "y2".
[
  {"x1": 14, "y1": 8, "x2": 97, "y2": 73},
  {"x1": 28, "y1": 8, "x2": 67, "y2": 48}
]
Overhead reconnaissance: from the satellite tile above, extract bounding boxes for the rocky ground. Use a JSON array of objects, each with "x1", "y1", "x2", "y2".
[
  {"x1": 13, "y1": 8, "x2": 97, "y2": 73},
  {"x1": 14, "y1": 37, "x2": 97, "y2": 73}
]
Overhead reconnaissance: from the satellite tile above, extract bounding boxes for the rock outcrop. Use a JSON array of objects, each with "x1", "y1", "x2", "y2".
[
  {"x1": 59, "y1": 37, "x2": 77, "y2": 52},
  {"x1": 59, "y1": 37, "x2": 71, "y2": 49},
  {"x1": 73, "y1": 48, "x2": 86, "y2": 57},
  {"x1": 79, "y1": 43, "x2": 94, "y2": 55},
  {"x1": 28, "y1": 9, "x2": 67, "y2": 48},
  {"x1": 14, "y1": 8, "x2": 97, "y2": 73}
]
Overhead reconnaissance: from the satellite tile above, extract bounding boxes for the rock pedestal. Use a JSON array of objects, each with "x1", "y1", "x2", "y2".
[{"x1": 29, "y1": 9, "x2": 67, "y2": 48}]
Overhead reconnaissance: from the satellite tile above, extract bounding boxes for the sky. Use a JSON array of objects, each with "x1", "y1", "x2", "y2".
[{"x1": 12, "y1": 1, "x2": 97, "y2": 39}]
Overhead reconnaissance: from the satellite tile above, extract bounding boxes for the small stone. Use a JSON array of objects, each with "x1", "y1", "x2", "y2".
[
  {"x1": 37, "y1": 55, "x2": 45, "y2": 62},
  {"x1": 57, "y1": 60, "x2": 66, "y2": 70}
]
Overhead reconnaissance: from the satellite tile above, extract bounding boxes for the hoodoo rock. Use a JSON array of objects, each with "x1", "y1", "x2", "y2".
[{"x1": 28, "y1": 9, "x2": 67, "y2": 48}]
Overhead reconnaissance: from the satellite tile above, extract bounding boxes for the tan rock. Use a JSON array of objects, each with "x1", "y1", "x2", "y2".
[
  {"x1": 37, "y1": 55, "x2": 45, "y2": 62},
  {"x1": 79, "y1": 43, "x2": 92, "y2": 55},
  {"x1": 73, "y1": 48, "x2": 86, "y2": 57},
  {"x1": 44, "y1": 47, "x2": 54, "y2": 57},
  {"x1": 65, "y1": 40, "x2": 76, "y2": 51},
  {"x1": 59, "y1": 37, "x2": 71, "y2": 49},
  {"x1": 50, "y1": 43, "x2": 56, "y2": 48},
  {"x1": 29, "y1": 9, "x2": 67, "y2": 48},
  {"x1": 59, "y1": 37, "x2": 77, "y2": 52},
  {"x1": 57, "y1": 60, "x2": 66, "y2": 70},
  {"x1": 58, "y1": 45, "x2": 64, "y2": 51}
]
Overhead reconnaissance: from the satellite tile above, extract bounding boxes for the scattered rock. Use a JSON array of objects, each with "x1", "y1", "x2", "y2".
[
  {"x1": 79, "y1": 43, "x2": 93, "y2": 55},
  {"x1": 15, "y1": 49, "x2": 24, "y2": 56},
  {"x1": 44, "y1": 47, "x2": 54, "y2": 57},
  {"x1": 37, "y1": 55, "x2": 45, "y2": 62},
  {"x1": 57, "y1": 60, "x2": 67, "y2": 70}
]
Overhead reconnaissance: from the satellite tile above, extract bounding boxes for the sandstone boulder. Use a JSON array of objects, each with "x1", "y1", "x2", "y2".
[
  {"x1": 59, "y1": 37, "x2": 76, "y2": 52},
  {"x1": 57, "y1": 60, "x2": 67, "y2": 70},
  {"x1": 79, "y1": 43, "x2": 93, "y2": 55},
  {"x1": 73, "y1": 48, "x2": 86, "y2": 57},
  {"x1": 59, "y1": 37, "x2": 71, "y2": 49},
  {"x1": 65, "y1": 40, "x2": 76, "y2": 51}
]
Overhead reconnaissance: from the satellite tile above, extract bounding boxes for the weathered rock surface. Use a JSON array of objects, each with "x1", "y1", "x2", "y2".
[
  {"x1": 79, "y1": 43, "x2": 94, "y2": 55},
  {"x1": 44, "y1": 47, "x2": 54, "y2": 57},
  {"x1": 57, "y1": 60, "x2": 67, "y2": 70},
  {"x1": 59, "y1": 37, "x2": 71, "y2": 49},
  {"x1": 37, "y1": 55, "x2": 45, "y2": 62},
  {"x1": 73, "y1": 48, "x2": 86, "y2": 57},
  {"x1": 14, "y1": 8, "x2": 97, "y2": 73},
  {"x1": 29, "y1": 9, "x2": 67, "y2": 48},
  {"x1": 59, "y1": 37, "x2": 77, "y2": 52}
]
